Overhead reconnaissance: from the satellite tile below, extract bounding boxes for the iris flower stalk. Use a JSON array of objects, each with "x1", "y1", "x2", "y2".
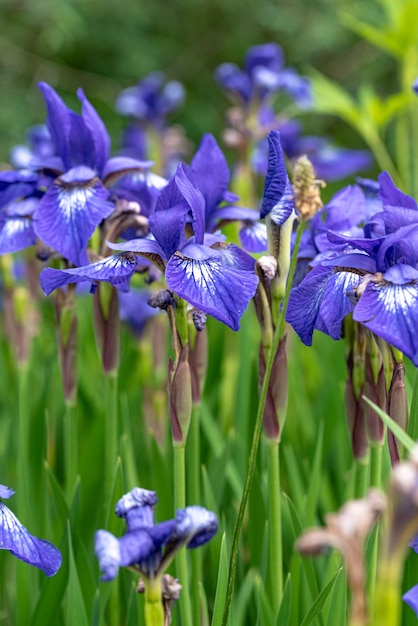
[{"x1": 222, "y1": 138, "x2": 309, "y2": 622}]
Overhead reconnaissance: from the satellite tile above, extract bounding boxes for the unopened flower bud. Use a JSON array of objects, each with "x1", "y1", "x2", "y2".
[
  {"x1": 93, "y1": 283, "x2": 120, "y2": 374},
  {"x1": 148, "y1": 289, "x2": 176, "y2": 311},
  {"x1": 168, "y1": 347, "x2": 192, "y2": 445}
]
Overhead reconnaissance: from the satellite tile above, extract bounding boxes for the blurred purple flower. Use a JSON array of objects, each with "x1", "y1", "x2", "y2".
[
  {"x1": 116, "y1": 72, "x2": 185, "y2": 127},
  {"x1": 0, "y1": 483, "x2": 61, "y2": 576},
  {"x1": 215, "y1": 43, "x2": 312, "y2": 109},
  {"x1": 95, "y1": 487, "x2": 218, "y2": 581}
]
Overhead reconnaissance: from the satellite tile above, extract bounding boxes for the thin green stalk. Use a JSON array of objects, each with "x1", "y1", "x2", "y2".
[
  {"x1": 369, "y1": 443, "x2": 383, "y2": 489},
  {"x1": 266, "y1": 440, "x2": 282, "y2": 615},
  {"x1": 174, "y1": 444, "x2": 193, "y2": 626},
  {"x1": 64, "y1": 399, "x2": 77, "y2": 500},
  {"x1": 364, "y1": 128, "x2": 403, "y2": 189},
  {"x1": 354, "y1": 454, "x2": 370, "y2": 499},
  {"x1": 104, "y1": 372, "x2": 119, "y2": 514},
  {"x1": 16, "y1": 361, "x2": 35, "y2": 625},
  {"x1": 188, "y1": 404, "x2": 202, "y2": 625},
  {"x1": 221, "y1": 221, "x2": 306, "y2": 626}
]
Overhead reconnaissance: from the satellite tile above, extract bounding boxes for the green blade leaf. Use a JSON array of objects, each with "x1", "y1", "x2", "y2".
[
  {"x1": 362, "y1": 396, "x2": 415, "y2": 452},
  {"x1": 300, "y1": 568, "x2": 343, "y2": 626},
  {"x1": 211, "y1": 534, "x2": 229, "y2": 626}
]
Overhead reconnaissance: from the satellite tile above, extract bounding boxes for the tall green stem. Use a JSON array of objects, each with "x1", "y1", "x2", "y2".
[
  {"x1": 64, "y1": 399, "x2": 77, "y2": 500},
  {"x1": 188, "y1": 404, "x2": 202, "y2": 624},
  {"x1": 16, "y1": 361, "x2": 34, "y2": 625},
  {"x1": 371, "y1": 556, "x2": 402, "y2": 626},
  {"x1": 266, "y1": 440, "x2": 282, "y2": 614},
  {"x1": 221, "y1": 221, "x2": 305, "y2": 625},
  {"x1": 174, "y1": 444, "x2": 193, "y2": 626},
  {"x1": 104, "y1": 372, "x2": 119, "y2": 513}
]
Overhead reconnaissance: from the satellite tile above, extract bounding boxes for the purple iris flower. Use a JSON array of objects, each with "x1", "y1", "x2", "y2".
[
  {"x1": 9, "y1": 124, "x2": 54, "y2": 170},
  {"x1": 286, "y1": 171, "x2": 418, "y2": 365},
  {"x1": 0, "y1": 483, "x2": 61, "y2": 576},
  {"x1": 252, "y1": 119, "x2": 372, "y2": 182},
  {"x1": 40, "y1": 161, "x2": 259, "y2": 331},
  {"x1": 28, "y1": 83, "x2": 152, "y2": 266},
  {"x1": 215, "y1": 43, "x2": 312, "y2": 109},
  {"x1": 95, "y1": 487, "x2": 218, "y2": 582},
  {"x1": 116, "y1": 72, "x2": 185, "y2": 127}
]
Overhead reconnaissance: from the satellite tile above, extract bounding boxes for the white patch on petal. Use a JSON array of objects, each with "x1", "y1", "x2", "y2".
[{"x1": 58, "y1": 186, "x2": 94, "y2": 221}]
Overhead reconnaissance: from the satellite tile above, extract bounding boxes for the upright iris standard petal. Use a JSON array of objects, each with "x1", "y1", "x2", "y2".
[
  {"x1": 165, "y1": 246, "x2": 258, "y2": 331},
  {"x1": 0, "y1": 497, "x2": 61, "y2": 576},
  {"x1": 353, "y1": 275, "x2": 418, "y2": 366},
  {"x1": 174, "y1": 165, "x2": 206, "y2": 244},
  {"x1": 34, "y1": 166, "x2": 115, "y2": 266},
  {"x1": 40, "y1": 253, "x2": 139, "y2": 295},
  {"x1": 77, "y1": 88, "x2": 111, "y2": 176},
  {"x1": 189, "y1": 134, "x2": 230, "y2": 220},
  {"x1": 378, "y1": 171, "x2": 417, "y2": 210},
  {"x1": 260, "y1": 131, "x2": 295, "y2": 225},
  {"x1": 149, "y1": 204, "x2": 190, "y2": 259},
  {"x1": 38, "y1": 82, "x2": 72, "y2": 170}
]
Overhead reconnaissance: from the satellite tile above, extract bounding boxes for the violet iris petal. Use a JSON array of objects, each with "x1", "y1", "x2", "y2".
[
  {"x1": 0, "y1": 198, "x2": 38, "y2": 254},
  {"x1": 239, "y1": 221, "x2": 268, "y2": 253},
  {"x1": 34, "y1": 166, "x2": 114, "y2": 266},
  {"x1": 40, "y1": 253, "x2": 139, "y2": 296},
  {"x1": 404, "y1": 585, "x2": 418, "y2": 616},
  {"x1": 260, "y1": 131, "x2": 295, "y2": 225},
  {"x1": 0, "y1": 484, "x2": 14, "y2": 499},
  {"x1": 174, "y1": 165, "x2": 206, "y2": 244},
  {"x1": 118, "y1": 290, "x2": 159, "y2": 337},
  {"x1": 244, "y1": 43, "x2": 284, "y2": 77},
  {"x1": 378, "y1": 171, "x2": 417, "y2": 210},
  {"x1": 77, "y1": 88, "x2": 111, "y2": 175},
  {"x1": 173, "y1": 506, "x2": 219, "y2": 549},
  {"x1": 38, "y1": 82, "x2": 72, "y2": 170},
  {"x1": 165, "y1": 246, "x2": 258, "y2": 331},
  {"x1": 353, "y1": 276, "x2": 418, "y2": 365},
  {"x1": 189, "y1": 134, "x2": 230, "y2": 221},
  {"x1": 148, "y1": 204, "x2": 190, "y2": 259},
  {"x1": 0, "y1": 485, "x2": 61, "y2": 577},
  {"x1": 0, "y1": 170, "x2": 38, "y2": 210},
  {"x1": 214, "y1": 63, "x2": 252, "y2": 102},
  {"x1": 286, "y1": 264, "x2": 362, "y2": 345}
]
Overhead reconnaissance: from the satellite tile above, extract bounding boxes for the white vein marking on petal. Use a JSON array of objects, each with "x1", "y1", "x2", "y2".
[{"x1": 375, "y1": 282, "x2": 417, "y2": 314}]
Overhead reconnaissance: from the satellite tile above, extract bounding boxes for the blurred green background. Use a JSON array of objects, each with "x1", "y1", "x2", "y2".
[{"x1": 0, "y1": 0, "x2": 396, "y2": 162}]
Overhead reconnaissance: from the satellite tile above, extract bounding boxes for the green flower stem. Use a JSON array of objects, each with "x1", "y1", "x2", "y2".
[
  {"x1": 144, "y1": 577, "x2": 164, "y2": 626},
  {"x1": 354, "y1": 453, "x2": 370, "y2": 499},
  {"x1": 364, "y1": 128, "x2": 403, "y2": 189},
  {"x1": 188, "y1": 404, "x2": 202, "y2": 625},
  {"x1": 17, "y1": 360, "x2": 35, "y2": 625},
  {"x1": 221, "y1": 220, "x2": 306, "y2": 626},
  {"x1": 371, "y1": 557, "x2": 403, "y2": 626},
  {"x1": 174, "y1": 443, "x2": 193, "y2": 626},
  {"x1": 266, "y1": 439, "x2": 282, "y2": 614},
  {"x1": 369, "y1": 443, "x2": 383, "y2": 489},
  {"x1": 64, "y1": 399, "x2": 77, "y2": 500},
  {"x1": 104, "y1": 372, "x2": 119, "y2": 512}
]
